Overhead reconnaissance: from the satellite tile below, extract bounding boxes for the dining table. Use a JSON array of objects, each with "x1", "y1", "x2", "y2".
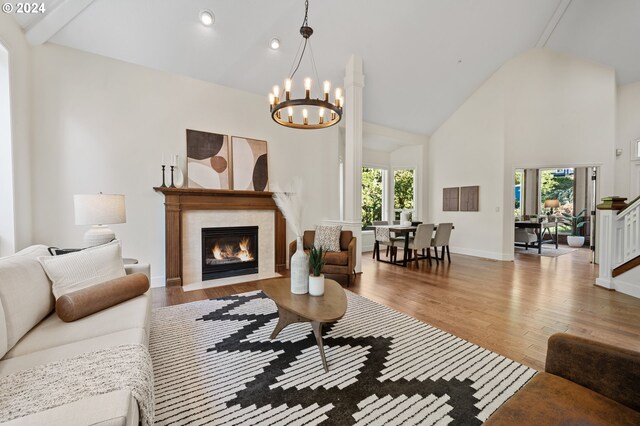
[{"x1": 374, "y1": 223, "x2": 453, "y2": 267}]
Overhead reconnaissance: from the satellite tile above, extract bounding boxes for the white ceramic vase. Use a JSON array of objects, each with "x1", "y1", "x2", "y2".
[
  {"x1": 309, "y1": 274, "x2": 325, "y2": 296},
  {"x1": 290, "y1": 236, "x2": 309, "y2": 294}
]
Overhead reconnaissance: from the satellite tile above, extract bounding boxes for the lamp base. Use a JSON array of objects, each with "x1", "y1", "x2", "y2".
[{"x1": 83, "y1": 225, "x2": 116, "y2": 247}]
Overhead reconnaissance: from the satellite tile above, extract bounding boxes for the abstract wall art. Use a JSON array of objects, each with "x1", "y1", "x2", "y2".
[
  {"x1": 186, "y1": 129, "x2": 230, "y2": 189},
  {"x1": 231, "y1": 136, "x2": 269, "y2": 191}
]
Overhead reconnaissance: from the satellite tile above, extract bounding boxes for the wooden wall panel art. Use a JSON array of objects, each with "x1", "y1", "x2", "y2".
[
  {"x1": 460, "y1": 186, "x2": 479, "y2": 212},
  {"x1": 443, "y1": 187, "x2": 460, "y2": 212}
]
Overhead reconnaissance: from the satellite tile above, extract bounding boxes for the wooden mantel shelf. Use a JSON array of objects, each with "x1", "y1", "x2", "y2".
[
  {"x1": 153, "y1": 187, "x2": 273, "y2": 197},
  {"x1": 154, "y1": 187, "x2": 286, "y2": 287}
]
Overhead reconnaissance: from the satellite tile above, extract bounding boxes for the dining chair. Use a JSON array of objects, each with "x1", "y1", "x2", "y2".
[
  {"x1": 408, "y1": 223, "x2": 436, "y2": 265},
  {"x1": 374, "y1": 226, "x2": 398, "y2": 262},
  {"x1": 372, "y1": 221, "x2": 390, "y2": 259},
  {"x1": 431, "y1": 223, "x2": 453, "y2": 263}
]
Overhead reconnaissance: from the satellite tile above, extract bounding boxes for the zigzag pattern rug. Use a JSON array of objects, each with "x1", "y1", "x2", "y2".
[{"x1": 150, "y1": 290, "x2": 536, "y2": 425}]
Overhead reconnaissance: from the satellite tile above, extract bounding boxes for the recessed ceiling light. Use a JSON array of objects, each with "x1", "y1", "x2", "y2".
[
  {"x1": 200, "y1": 9, "x2": 214, "y2": 26},
  {"x1": 270, "y1": 38, "x2": 280, "y2": 50}
]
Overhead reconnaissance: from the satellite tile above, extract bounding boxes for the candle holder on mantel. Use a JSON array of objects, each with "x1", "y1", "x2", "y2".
[
  {"x1": 159, "y1": 165, "x2": 167, "y2": 188},
  {"x1": 169, "y1": 166, "x2": 176, "y2": 188}
]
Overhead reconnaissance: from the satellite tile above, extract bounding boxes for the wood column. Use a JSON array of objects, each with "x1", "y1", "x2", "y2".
[{"x1": 154, "y1": 188, "x2": 286, "y2": 287}]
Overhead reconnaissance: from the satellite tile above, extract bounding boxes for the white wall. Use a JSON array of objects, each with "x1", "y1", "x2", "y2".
[
  {"x1": 29, "y1": 44, "x2": 340, "y2": 286},
  {"x1": 616, "y1": 81, "x2": 640, "y2": 199},
  {"x1": 362, "y1": 148, "x2": 390, "y2": 168},
  {"x1": 0, "y1": 13, "x2": 32, "y2": 254},
  {"x1": 428, "y1": 71, "x2": 506, "y2": 259},
  {"x1": 0, "y1": 44, "x2": 14, "y2": 257},
  {"x1": 429, "y1": 48, "x2": 616, "y2": 261}
]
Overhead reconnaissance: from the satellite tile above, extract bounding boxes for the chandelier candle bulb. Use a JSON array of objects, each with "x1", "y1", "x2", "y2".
[
  {"x1": 303, "y1": 108, "x2": 308, "y2": 125},
  {"x1": 304, "y1": 78, "x2": 311, "y2": 98},
  {"x1": 335, "y1": 88, "x2": 342, "y2": 101},
  {"x1": 269, "y1": 93, "x2": 275, "y2": 106},
  {"x1": 285, "y1": 78, "x2": 292, "y2": 100},
  {"x1": 287, "y1": 106, "x2": 293, "y2": 123},
  {"x1": 319, "y1": 107, "x2": 325, "y2": 124}
]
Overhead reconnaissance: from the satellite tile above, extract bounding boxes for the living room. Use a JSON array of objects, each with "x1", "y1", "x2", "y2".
[{"x1": 1, "y1": 1, "x2": 640, "y2": 425}]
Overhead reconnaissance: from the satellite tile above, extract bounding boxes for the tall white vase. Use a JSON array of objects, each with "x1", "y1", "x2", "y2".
[{"x1": 290, "y1": 236, "x2": 309, "y2": 294}]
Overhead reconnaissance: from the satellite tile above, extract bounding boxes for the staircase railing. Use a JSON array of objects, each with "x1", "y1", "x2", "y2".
[
  {"x1": 613, "y1": 196, "x2": 640, "y2": 269},
  {"x1": 596, "y1": 196, "x2": 640, "y2": 291}
]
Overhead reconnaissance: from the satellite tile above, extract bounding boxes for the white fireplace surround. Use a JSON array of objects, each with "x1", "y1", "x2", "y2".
[{"x1": 182, "y1": 210, "x2": 277, "y2": 288}]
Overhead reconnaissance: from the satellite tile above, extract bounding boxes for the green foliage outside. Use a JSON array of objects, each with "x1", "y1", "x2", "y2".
[
  {"x1": 540, "y1": 169, "x2": 575, "y2": 234},
  {"x1": 361, "y1": 167, "x2": 383, "y2": 228},
  {"x1": 394, "y1": 169, "x2": 415, "y2": 210}
]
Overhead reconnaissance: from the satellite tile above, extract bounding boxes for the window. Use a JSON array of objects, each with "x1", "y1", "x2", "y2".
[
  {"x1": 393, "y1": 169, "x2": 415, "y2": 221},
  {"x1": 514, "y1": 169, "x2": 524, "y2": 218},
  {"x1": 361, "y1": 167, "x2": 387, "y2": 228},
  {"x1": 635, "y1": 139, "x2": 640, "y2": 159}
]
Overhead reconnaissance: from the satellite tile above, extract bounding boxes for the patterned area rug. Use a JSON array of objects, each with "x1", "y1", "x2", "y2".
[{"x1": 150, "y1": 290, "x2": 536, "y2": 425}]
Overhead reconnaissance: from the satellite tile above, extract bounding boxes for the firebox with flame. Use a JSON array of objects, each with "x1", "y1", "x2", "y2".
[{"x1": 211, "y1": 237, "x2": 254, "y2": 262}]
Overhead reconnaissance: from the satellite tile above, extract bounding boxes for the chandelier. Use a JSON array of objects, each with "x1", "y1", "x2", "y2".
[{"x1": 269, "y1": 0, "x2": 343, "y2": 129}]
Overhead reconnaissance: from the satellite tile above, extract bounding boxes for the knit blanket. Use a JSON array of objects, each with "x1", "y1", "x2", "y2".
[{"x1": 0, "y1": 344, "x2": 154, "y2": 425}]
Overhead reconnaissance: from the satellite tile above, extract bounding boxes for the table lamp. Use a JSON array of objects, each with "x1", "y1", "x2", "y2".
[
  {"x1": 544, "y1": 199, "x2": 560, "y2": 219},
  {"x1": 74, "y1": 193, "x2": 126, "y2": 247}
]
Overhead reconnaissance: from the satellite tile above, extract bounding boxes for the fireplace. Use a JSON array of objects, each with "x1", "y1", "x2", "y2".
[{"x1": 201, "y1": 226, "x2": 259, "y2": 280}]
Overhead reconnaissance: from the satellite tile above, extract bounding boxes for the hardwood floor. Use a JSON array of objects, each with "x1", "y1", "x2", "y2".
[{"x1": 151, "y1": 247, "x2": 640, "y2": 371}]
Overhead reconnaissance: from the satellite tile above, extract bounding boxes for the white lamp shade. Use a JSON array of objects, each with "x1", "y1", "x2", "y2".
[{"x1": 74, "y1": 194, "x2": 126, "y2": 226}]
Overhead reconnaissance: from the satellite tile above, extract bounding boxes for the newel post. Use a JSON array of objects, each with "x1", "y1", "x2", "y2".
[{"x1": 595, "y1": 196, "x2": 627, "y2": 289}]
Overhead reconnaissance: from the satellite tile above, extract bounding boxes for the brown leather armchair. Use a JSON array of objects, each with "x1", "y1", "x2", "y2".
[
  {"x1": 485, "y1": 333, "x2": 640, "y2": 425},
  {"x1": 289, "y1": 230, "x2": 357, "y2": 286}
]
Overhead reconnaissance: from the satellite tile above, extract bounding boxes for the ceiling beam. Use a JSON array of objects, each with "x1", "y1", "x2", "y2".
[
  {"x1": 536, "y1": 0, "x2": 572, "y2": 48},
  {"x1": 25, "y1": 0, "x2": 95, "y2": 45}
]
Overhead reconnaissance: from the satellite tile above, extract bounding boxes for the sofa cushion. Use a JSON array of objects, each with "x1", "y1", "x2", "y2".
[
  {"x1": 0, "y1": 245, "x2": 55, "y2": 357},
  {"x1": 0, "y1": 328, "x2": 146, "y2": 426},
  {"x1": 314, "y1": 225, "x2": 342, "y2": 252},
  {"x1": 484, "y1": 372, "x2": 640, "y2": 425},
  {"x1": 0, "y1": 328, "x2": 147, "y2": 377},
  {"x1": 322, "y1": 251, "x2": 349, "y2": 266},
  {"x1": 39, "y1": 240, "x2": 126, "y2": 299},
  {"x1": 3, "y1": 292, "x2": 150, "y2": 359},
  {"x1": 1, "y1": 390, "x2": 138, "y2": 426}
]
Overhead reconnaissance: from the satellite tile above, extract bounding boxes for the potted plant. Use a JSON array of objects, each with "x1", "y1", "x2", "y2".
[
  {"x1": 562, "y1": 208, "x2": 587, "y2": 247},
  {"x1": 308, "y1": 246, "x2": 326, "y2": 296}
]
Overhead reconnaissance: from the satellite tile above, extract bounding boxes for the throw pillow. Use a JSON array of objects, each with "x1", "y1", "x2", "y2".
[
  {"x1": 314, "y1": 225, "x2": 342, "y2": 252},
  {"x1": 56, "y1": 273, "x2": 149, "y2": 322},
  {"x1": 47, "y1": 247, "x2": 83, "y2": 256},
  {"x1": 39, "y1": 240, "x2": 126, "y2": 299}
]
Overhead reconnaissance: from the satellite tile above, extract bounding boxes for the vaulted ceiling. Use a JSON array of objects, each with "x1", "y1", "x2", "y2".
[{"x1": 10, "y1": 0, "x2": 640, "y2": 137}]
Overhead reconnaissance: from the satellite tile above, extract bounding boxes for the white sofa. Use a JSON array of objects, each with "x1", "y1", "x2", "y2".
[{"x1": 0, "y1": 245, "x2": 152, "y2": 426}]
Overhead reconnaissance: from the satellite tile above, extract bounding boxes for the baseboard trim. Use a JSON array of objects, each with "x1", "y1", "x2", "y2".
[{"x1": 612, "y1": 278, "x2": 640, "y2": 298}]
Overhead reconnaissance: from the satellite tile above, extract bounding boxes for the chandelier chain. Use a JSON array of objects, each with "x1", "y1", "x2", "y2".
[
  {"x1": 307, "y1": 39, "x2": 322, "y2": 89},
  {"x1": 302, "y1": 0, "x2": 309, "y2": 27}
]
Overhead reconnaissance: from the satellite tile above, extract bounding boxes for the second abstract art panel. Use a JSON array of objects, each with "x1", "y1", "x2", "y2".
[{"x1": 231, "y1": 136, "x2": 269, "y2": 191}]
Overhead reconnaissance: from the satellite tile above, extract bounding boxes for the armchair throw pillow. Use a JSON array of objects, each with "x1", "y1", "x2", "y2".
[{"x1": 314, "y1": 225, "x2": 342, "y2": 252}]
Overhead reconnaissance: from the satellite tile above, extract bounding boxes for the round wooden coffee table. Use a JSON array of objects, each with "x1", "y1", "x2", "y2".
[{"x1": 261, "y1": 277, "x2": 347, "y2": 372}]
